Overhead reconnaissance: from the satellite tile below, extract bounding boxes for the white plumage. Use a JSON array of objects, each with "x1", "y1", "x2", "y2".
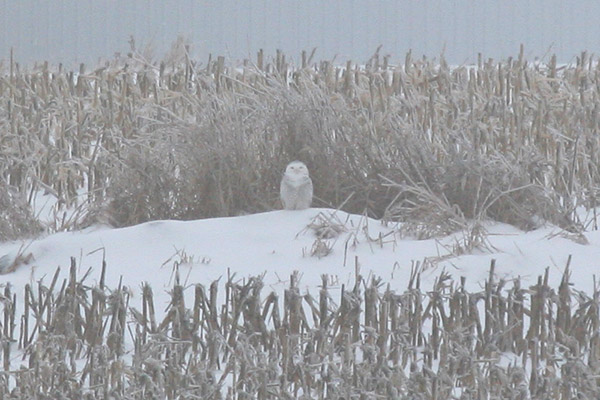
[{"x1": 280, "y1": 161, "x2": 313, "y2": 210}]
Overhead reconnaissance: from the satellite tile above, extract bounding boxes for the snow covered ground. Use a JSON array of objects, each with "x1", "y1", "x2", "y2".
[
  {"x1": 1, "y1": 205, "x2": 598, "y2": 315},
  {"x1": 2, "y1": 202, "x2": 600, "y2": 396}
]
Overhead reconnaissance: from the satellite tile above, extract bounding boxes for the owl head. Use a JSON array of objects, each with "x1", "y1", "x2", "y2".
[{"x1": 284, "y1": 161, "x2": 310, "y2": 177}]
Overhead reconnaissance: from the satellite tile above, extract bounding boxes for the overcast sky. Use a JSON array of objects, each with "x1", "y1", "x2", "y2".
[{"x1": 1, "y1": 0, "x2": 598, "y2": 67}]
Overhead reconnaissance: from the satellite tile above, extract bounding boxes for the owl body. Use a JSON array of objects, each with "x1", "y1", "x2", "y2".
[{"x1": 280, "y1": 161, "x2": 313, "y2": 210}]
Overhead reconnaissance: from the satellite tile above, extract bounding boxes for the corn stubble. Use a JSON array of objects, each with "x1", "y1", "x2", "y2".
[
  {"x1": 1, "y1": 47, "x2": 599, "y2": 235},
  {"x1": 0, "y1": 257, "x2": 597, "y2": 398}
]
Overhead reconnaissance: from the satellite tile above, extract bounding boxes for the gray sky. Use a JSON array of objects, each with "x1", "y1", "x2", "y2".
[{"x1": 1, "y1": 0, "x2": 598, "y2": 67}]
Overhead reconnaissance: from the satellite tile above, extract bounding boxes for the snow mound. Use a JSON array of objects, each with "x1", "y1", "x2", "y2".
[{"x1": 1, "y1": 208, "x2": 599, "y2": 311}]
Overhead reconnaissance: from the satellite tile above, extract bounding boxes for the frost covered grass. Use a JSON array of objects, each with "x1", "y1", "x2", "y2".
[
  {"x1": 1, "y1": 258, "x2": 598, "y2": 398},
  {"x1": 1, "y1": 46, "x2": 600, "y2": 238}
]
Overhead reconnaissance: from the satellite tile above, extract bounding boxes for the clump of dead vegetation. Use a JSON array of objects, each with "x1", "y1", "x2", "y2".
[
  {"x1": 0, "y1": 258, "x2": 598, "y2": 398},
  {"x1": 0, "y1": 181, "x2": 42, "y2": 241},
  {"x1": 1, "y1": 46, "x2": 599, "y2": 237},
  {"x1": 306, "y1": 211, "x2": 348, "y2": 239}
]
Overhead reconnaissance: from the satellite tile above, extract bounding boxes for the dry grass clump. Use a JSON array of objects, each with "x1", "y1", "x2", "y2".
[
  {"x1": 1, "y1": 47, "x2": 600, "y2": 235},
  {"x1": 305, "y1": 211, "x2": 348, "y2": 239},
  {"x1": 0, "y1": 181, "x2": 42, "y2": 241},
  {"x1": 1, "y1": 258, "x2": 599, "y2": 398},
  {"x1": 104, "y1": 77, "x2": 304, "y2": 223},
  {"x1": 382, "y1": 138, "x2": 559, "y2": 238}
]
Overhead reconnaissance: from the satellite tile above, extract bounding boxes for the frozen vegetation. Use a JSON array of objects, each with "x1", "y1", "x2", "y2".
[{"x1": 1, "y1": 46, "x2": 600, "y2": 397}]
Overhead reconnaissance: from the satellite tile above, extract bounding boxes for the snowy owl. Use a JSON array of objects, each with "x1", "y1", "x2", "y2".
[{"x1": 280, "y1": 161, "x2": 313, "y2": 210}]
